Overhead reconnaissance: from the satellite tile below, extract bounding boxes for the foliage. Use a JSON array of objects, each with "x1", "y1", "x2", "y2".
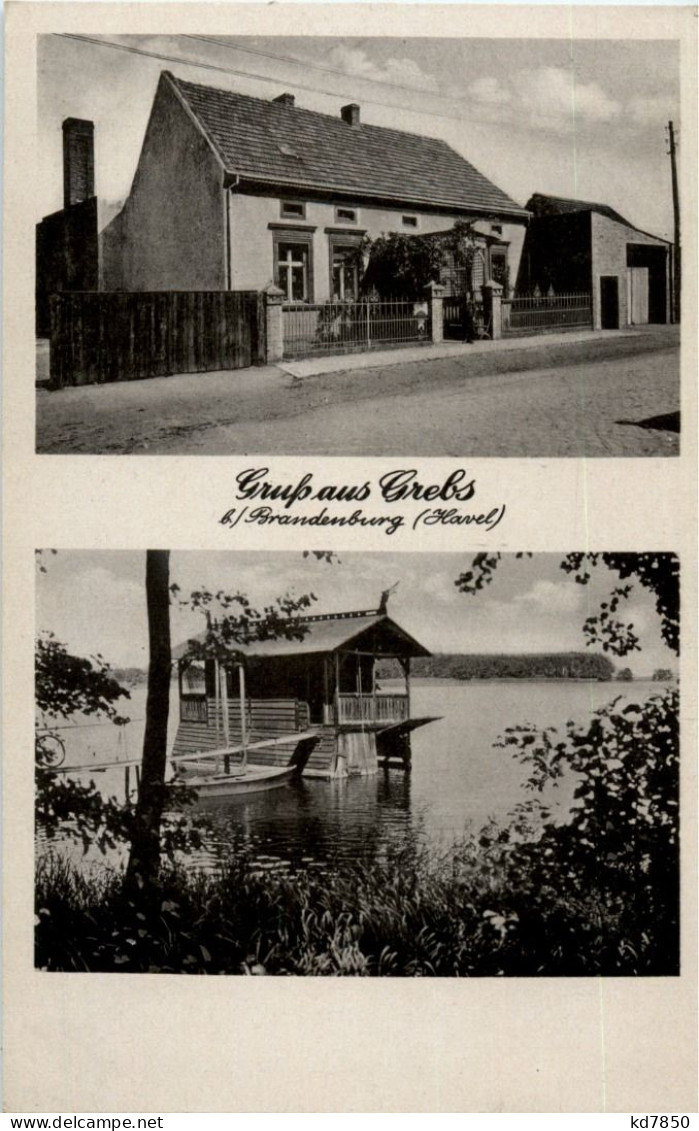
[
  {"x1": 616, "y1": 667, "x2": 634, "y2": 681},
  {"x1": 652, "y1": 668, "x2": 674, "y2": 681},
  {"x1": 35, "y1": 630, "x2": 203, "y2": 859},
  {"x1": 491, "y1": 688, "x2": 679, "y2": 974},
  {"x1": 455, "y1": 552, "x2": 679, "y2": 658},
  {"x1": 359, "y1": 221, "x2": 479, "y2": 299},
  {"x1": 173, "y1": 585, "x2": 317, "y2": 666},
  {"x1": 111, "y1": 667, "x2": 149, "y2": 688},
  {"x1": 36, "y1": 632, "x2": 131, "y2": 725},
  {"x1": 377, "y1": 651, "x2": 615, "y2": 681},
  {"x1": 36, "y1": 633, "x2": 132, "y2": 853}
]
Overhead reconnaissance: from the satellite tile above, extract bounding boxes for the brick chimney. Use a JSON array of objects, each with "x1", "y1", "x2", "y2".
[
  {"x1": 62, "y1": 118, "x2": 95, "y2": 208},
  {"x1": 341, "y1": 103, "x2": 360, "y2": 127},
  {"x1": 274, "y1": 93, "x2": 295, "y2": 108}
]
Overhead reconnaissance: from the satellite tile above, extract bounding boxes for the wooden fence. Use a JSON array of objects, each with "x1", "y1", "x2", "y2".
[{"x1": 49, "y1": 290, "x2": 266, "y2": 388}]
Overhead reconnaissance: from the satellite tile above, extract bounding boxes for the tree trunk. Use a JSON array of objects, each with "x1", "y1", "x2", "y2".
[{"x1": 125, "y1": 550, "x2": 171, "y2": 892}]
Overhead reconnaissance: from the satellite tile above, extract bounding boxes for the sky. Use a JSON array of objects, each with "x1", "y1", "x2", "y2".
[
  {"x1": 36, "y1": 550, "x2": 675, "y2": 677},
  {"x1": 37, "y1": 34, "x2": 680, "y2": 237}
]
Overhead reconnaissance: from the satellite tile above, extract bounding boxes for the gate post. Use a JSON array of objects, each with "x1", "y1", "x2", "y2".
[
  {"x1": 424, "y1": 280, "x2": 445, "y2": 344},
  {"x1": 264, "y1": 284, "x2": 285, "y2": 363},
  {"x1": 482, "y1": 280, "x2": 503, "y2": 339}
]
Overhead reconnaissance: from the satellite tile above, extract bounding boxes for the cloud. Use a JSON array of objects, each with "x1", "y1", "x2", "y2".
[
  {"x1": 515, "y1": 579, "x2": 584, "y2": 615},
  {"x1": 627, "y1": 96, "x2": 675, "y2": 127},
  {"x1": 327, "y1": 45, "x2": 439, "y2": 93},
  {"x1": 522, "y1": 67, "x2": 620, "y2": 124},
  {"x1": 468, "y1": 76, "x2": 511, "y2": 106},
  {"x1": 467, "y1": 65, "x2": 621, "y2": 133}
]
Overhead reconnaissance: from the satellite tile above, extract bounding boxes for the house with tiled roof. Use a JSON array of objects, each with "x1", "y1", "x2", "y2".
[
  {"x1": 100, "y1": 71, "x2": 529, "y2": 303},
  {"x1": 517, "y1": 193, "x2": 672, "y2": 329}
]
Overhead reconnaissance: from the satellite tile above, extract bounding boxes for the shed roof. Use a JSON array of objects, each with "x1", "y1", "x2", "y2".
[
  {"x1": 525, "y1": 193, "x2": 671, "y2": 245},
  {"x1": 174, "y1": 611, "x2": 431, "y2": 661},
  {"x1": 166, "y1": 72, "x2": 527, "y2": 218},
  {"x1": 526, "y1": 193, "x2": 636, "y2": 226}
]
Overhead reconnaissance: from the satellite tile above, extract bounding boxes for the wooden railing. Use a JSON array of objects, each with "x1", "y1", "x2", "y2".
[
  {"x1": 336, "y1": 693, "x2": 409, "y2": 725},
  {"x1": 180, "y1": 697, "x2": 208, "y2": 723}
]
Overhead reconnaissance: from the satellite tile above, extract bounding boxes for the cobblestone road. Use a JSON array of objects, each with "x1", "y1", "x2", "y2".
[{"x1": 37, "y1": 327, "x2": 680, "y2": 457}]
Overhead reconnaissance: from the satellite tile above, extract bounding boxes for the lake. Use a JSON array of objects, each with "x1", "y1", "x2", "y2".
[{"x1": 41, "y1": 677, "x2": 667, "y2": 873}]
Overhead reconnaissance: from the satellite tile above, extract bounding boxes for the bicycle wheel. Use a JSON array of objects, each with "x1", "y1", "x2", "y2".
[{"x1": 37, "y1": 732, "x2": 66, "y2": 768}]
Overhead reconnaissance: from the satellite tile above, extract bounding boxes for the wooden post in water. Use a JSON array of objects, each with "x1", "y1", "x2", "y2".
[
  {"x1": 221, "y1": 663, "x2": 230, "y2": 773},
  {"x1": 239, "y1": 665, "x2": 248, "y2": 771},
  {"x1": 214, "y1": 659, "x2": 221, "y2": 748},
  {"x1": 400, "y1": 655, "x2": 412, "y2": 772}
]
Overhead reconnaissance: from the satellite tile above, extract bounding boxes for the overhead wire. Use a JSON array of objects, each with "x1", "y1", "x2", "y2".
[
  {"x1": 53, "y1": 32, "x2": 479, "y2": 129},
  {"x1": 182, "y1": 32, "x2": 461, "y2": 102}
]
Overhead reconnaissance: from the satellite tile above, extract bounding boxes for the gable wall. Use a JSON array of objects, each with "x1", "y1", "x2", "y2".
[
  {"x1": 100, "y1": 77, "x2": 226, "y2": 291},
  {"x1": 590, "y1": 212, "x2": 670, "y2": 328},
  {"x1": 229, "y1": 191, "x2": 526, "y2": 301}
]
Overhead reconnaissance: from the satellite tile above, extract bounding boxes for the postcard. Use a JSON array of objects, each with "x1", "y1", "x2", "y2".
[{"x1": 3, "y1": 2, "x2": 698, "y2": 1115}]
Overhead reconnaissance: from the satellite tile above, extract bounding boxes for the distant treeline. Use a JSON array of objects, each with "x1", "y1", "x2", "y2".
[
  {"x1": 377, "y1": 652, "x2": 615, "y2": 681},
  {"x1": 112, "y1": 667, "x2": 148, "y2": 688}
]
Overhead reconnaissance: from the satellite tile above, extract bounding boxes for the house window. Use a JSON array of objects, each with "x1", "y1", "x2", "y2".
[
  {"x1": 280, "y1": 200, "x2": 306, "y2": 220},
  {"x1": 334, "y1": 206, "x2": 358, "y2": 224},
  {"x1": 402, "y1": 215, "x2": 419, "y2": 228},
  {"x1": 275, "y1": 238, "x2": 312, "y2": 302},
  {"x1": 491, "y1": 223, "x2": 503, "y2": 235},
  {"x1": 331, "y1": 245, "x2": 360, "y2": 301}
]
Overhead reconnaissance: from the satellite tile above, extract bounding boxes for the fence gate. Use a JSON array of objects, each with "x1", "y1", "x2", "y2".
[
  {"x1": 442, "y1": 294, "x2": 486, "y2": 340},
  {"x1": 50, "y1": 290, "x2": 266, "y2": 388}
]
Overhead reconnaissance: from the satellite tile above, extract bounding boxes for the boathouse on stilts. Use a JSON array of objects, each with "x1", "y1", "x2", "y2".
[{"x1": 171, "y1": 602, "x2": 436, "y2": 779}]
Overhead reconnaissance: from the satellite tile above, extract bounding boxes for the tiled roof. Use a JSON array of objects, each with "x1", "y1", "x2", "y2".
[
  {"x1": 526, "y1": 193, "x2": 635, "y2": 227},
  {"x1": 167, "y1": 72, "x2": 526, "y2": 217},
  {"x1": 173, "y1": 612, "x2": 431, "y2": 660}
]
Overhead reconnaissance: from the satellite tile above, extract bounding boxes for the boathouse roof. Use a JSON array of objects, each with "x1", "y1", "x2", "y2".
[
  {"x1": 165, "y1": 71, "x2": 527, "y2": 218},
  {"x1": 174, "y1": 610, "x2": 431, "y2": 661}
]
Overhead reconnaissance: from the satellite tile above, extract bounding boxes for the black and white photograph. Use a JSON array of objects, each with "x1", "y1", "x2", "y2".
[
  {"x1": 36, "y1": 33, "x2": 681, "y2": 457},
  {"x1": 35, "y1": 549, "x2": 680, "y2": 977},
  {"x1": 4, "y1": 0, "x2": 697, "y2": 1115}
]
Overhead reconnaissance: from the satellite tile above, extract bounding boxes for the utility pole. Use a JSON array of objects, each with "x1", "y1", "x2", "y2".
[{"x1": 667, "y1": 121, "x2": 681, "y2": 322}]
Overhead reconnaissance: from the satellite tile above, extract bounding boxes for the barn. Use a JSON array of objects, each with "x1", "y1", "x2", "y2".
[{"x1": 516, "y1": 193, "x2": 672, "y2": 330}]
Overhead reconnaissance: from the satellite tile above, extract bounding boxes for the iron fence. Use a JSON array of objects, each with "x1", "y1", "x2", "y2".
[
  {"x1": 282, "y1": 298, "x2": 430, "y2": 358},
  {"x1": 502, "y1": 292, "x2": 592, "y2": 335}
]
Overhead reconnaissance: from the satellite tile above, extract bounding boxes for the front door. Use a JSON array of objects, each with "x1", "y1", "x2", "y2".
[{"x1": 600, "y1": 276, "x2": 619, "y2": 329}]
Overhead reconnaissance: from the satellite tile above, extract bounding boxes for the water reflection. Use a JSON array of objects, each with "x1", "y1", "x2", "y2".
[{"x1": 188, "y1": 768, "x2": 423, "y2": 874}]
